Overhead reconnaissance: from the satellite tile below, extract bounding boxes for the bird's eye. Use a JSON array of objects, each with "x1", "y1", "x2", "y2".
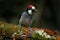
[{"x1": 32, "y1": 9, "x2": 35, "y2": 12}]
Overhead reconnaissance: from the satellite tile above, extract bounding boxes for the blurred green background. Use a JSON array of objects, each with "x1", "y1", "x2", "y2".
[{"x1": 0, "y1": 0, "x2": 60, "y2": 30}]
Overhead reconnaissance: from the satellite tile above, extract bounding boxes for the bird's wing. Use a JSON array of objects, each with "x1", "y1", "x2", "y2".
[{"x1": 19, "y1": 12, "x2": 28, "y2": 25}]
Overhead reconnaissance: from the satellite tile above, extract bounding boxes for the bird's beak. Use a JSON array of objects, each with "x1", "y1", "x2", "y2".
[
  {"x1": 32, "y1": 9, "x2": 38, "y2": 12},
  {"x1": 34, "y1": 9, "x2": 37, "y2": 12}
]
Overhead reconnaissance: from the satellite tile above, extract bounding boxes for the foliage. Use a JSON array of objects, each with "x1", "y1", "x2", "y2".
[{"x1": 0, "y1": 22, "x2": 59, "y2": 40}]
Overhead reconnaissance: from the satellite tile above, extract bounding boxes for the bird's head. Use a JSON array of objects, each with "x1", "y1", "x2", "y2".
[{"x1": 27, "y1": 4, "x2": 37, "y2": 14}]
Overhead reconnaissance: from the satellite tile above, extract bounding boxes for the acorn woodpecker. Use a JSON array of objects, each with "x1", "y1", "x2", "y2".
[{"x1": 19, "y1": 4, "x2": 37, "y2": 27}]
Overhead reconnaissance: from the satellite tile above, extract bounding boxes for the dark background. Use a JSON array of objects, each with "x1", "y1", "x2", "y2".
[{"x1": 0, "y1": 0, "x2": 60, "y2": 31}]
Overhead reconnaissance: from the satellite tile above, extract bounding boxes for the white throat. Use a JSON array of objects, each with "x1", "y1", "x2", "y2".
[{"x1": 28, "y1": 10, "x2": 32, "y2": 14}]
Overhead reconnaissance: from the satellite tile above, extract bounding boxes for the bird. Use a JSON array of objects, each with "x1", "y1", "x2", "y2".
[{"x1": 19, "y1": 4, "x2": 37, "y2": 27}]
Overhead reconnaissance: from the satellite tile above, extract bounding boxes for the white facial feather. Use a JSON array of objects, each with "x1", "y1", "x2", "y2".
[
  {"x1": 32, "y1": 6, "x2": 35, "y2": 9},
  {"x1": 28, "y1": 10, "x2": 32, "y2": 14}
]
